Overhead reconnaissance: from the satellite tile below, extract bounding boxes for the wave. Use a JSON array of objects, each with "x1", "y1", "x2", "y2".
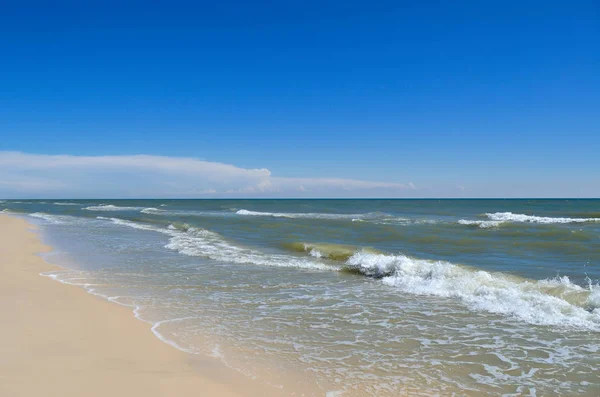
[
  {"x1": 98, "y1": 217, "x2": 335, "y2": 271},
  {"x1": 93, "y1": 216, "x2": 600, "y2": 330},
  {"x1": 29, "y1": 212, "x2": 67, "y2": 224},
  {"x1": 0, "y1": 208, "x2": 28, "y2": 214},
  {"x1": 53, "y1": 202, "x2": 81, "y2": 206},
  {"x1": 345, "y1": 251, "x2": 600, "y2": 330},
  {"x1": 236, "y1": 209, "x2": 378, "y2": 221},
  {"x1": 459, "y1": 212, "x2": 600, "y2": 228},
  {"x1": 487, "y1": 212, "x2": 600, "y2": 224},
  {"x1": 84, "y1": 204, "x2": 142, "y2": 211},
  {"x1": 284, "y1": 242, "x2": 380, "y2": 261},
  {"x1": 140, "y1": 207, "x2": 164, "y2": 214},
  {"x1": 138, "y1": 208, "x2": 235, "y2": 218},
  {"x1": 98, "y1": 216, "x2": 166, "y2": 232}
]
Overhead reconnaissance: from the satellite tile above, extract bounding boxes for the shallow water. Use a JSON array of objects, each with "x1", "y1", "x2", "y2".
[{"x1": 3, "y1": 199, "x2": 600, "y2": 396}]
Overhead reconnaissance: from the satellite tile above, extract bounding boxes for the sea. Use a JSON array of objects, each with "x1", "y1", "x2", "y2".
[{"x1": 1, "y1": 199, "x2": 599, "y2": 396}]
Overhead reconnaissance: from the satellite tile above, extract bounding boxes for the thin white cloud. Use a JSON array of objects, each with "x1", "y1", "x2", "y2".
[{"x1": 0, "y1": 152, "x2": 414, "y2": 198}]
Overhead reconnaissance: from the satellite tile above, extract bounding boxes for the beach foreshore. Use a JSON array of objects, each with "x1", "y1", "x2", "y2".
[{"x1": 0, "y1": 214, "x2": 278, "y2": 397}]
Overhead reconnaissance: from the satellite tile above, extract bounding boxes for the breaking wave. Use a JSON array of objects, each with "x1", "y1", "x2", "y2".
[
  {"x1": 84, "y1": 204, "x2": 141, "y2": 211},
  {"x1": 487, "y1": 212, "x2": 600, "y2": 224},
  {"x1": 459, "y1": 212, "x2": 600, "y2": 228},
  {"x1": 285, "y1": 242, "x2": 381, "y2": 261},
  {"x1": 99, "y1": 217, "x2": 335, "y2": 271},
  {"x1": 98, "y1": 216, "x2": 600, "y2": 330},
  {"x1": 140, "y1": 207, "x2": 165, "y2": 214},
  {"x1": 29, "y1": 212, "x2": 65, "y2": 224},
  {"x1": 40, "y1": 213, "x2": 600, "y2": 331},
  {"x1": 345, "y1": 251, "x2": 600, "y2": 329},
  {"x1": 236, "y1": 209, "x2": 379, "y2": 221}
]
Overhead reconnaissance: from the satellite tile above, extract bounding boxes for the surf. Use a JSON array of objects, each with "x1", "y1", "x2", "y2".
[{"x1": 459, "y1": 212, "x2": 600, "y2": 228}]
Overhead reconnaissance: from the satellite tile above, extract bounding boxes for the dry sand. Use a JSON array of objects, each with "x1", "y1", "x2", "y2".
[{"x1": 0, "y1": 214, "x2": 281, "y2": 397}]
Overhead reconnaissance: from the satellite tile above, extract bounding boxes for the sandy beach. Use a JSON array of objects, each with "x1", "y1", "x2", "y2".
[{"x1": 0, "y1": 214, "x2": 273, "y2": 397}]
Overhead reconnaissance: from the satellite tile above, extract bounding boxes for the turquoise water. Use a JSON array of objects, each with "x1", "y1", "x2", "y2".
[{"x1": 2, "y1": 199, "x2": 600, "y2": 396}]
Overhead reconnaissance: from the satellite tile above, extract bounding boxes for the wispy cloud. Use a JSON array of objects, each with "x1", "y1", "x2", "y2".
[{"x1": 0, "y1": 152, "x2": 414, "y2": 198}]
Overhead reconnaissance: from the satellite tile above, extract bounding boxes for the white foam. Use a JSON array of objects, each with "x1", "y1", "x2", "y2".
[
  {"x1": 165, "y1": 227, "x2": 335, "y2": 271},
  {"x1": 140, "y1": 207, "x2": 164, "y2": 214},
  {"x1": 84, "y1": 204, "x2": 140, "y2": 211},
  {"x1": 308, "y1": 248, "x2": 323, "y2": 258},
  {"x1": 346, "y1": 251, "x2": 600, "y2": 330},
  {"x1": 236, "y1": 209, "x2": 370, "y2": 220},
  {"x1": 29, "y1": 212, "x2": 65, "y2": 224},
  {"x1": 486, "y1": 212, "x2": 600, "y2": 224},
  {"x1": 150, "y1": 317, "x2": 202, "y2": 354},
  {"x1": 104, "y1": 217, "x2": 166, "y2": 233},
  {"x1": 53, "y1": 202, "x2": 80, "y2": 206},
  {"x1": 99, "y1": 217, "x2": 335, "y2": 271}
]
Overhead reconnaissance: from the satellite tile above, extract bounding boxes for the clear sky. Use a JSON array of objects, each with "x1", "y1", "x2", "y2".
[{"x1": 1, "y1": 1, "x2": 599, "y2": 198}]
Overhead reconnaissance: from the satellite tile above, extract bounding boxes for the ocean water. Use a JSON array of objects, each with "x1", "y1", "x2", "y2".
[{"x1": 2, "y1": 199, "x2": 600, "y2": 396}]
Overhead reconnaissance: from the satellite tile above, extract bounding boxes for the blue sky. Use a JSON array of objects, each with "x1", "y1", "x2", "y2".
[{"x1": 1, "y1": 1, "x2": 598, "y2": 198}]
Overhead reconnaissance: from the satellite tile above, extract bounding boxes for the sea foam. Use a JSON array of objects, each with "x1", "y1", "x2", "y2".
[
  {"x1": 140, "y1": 207, "x2": 165, "y2": 214},
  {"x1": 345, "y1": 251, "x2": 600, "y2": 330},
  {"x1": 459, "y1": 212, "x2": 600, "y2": 228},
  {"x1": 486, "y1": 212, "x2": 600, "y2": 224},
  {"x1": 90, "y1": 216, "x2": 600, "y2": 330},
  {"x1": 236, "y1": 209, "x2": 365, "y2": 220},
  {"x1": 84, "y1": 204, "x2": 141, "y2": 211},
  {"x1": 100, "y1": 217, "x2": 335, "y2": 271}
]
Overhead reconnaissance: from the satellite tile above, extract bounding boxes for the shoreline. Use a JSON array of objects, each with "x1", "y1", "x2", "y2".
[{"x1": 0, "y1": 214, "x2": 283, "y2": 397}]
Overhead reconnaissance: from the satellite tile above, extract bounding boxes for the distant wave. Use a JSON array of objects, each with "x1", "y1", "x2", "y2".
[
  {"x1": 53, "y1": 202, "x2": 81, "y2": 206},
  {"x1": 235, "y1": 209, "x2": 413, "y2": 222},
  {"x1": 236, "y1": 209, "x2": 365, "y2": 220},
  {"x1": 139, "y1": 208, "x2": 234, "y2": 217},
  {"x1": 140, "y1": 207, "x2": 165, "y2": 214},
  {"x1": 487, "y1": 212, "x2": 600, "y2": 224},
  {"x1": 84, "y1": 204, "x2": 141, "y2": 211},
  {"x1": 459, "y1": 212, "x2": 600, "y2": 228},
  {"x1": 237, "y1": 209, "x2": 435, "y2": 225}
]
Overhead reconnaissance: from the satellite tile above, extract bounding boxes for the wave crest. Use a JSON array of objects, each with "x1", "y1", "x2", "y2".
[
  {"x1": 84, "y1": 204, "x2": 140, "y2": 211},
  {"x1": 345, "y1": 251, "x2": 600, "y2": 329},
  {"x1": 236, "y1": 209, "x2": 381, "y2": 221},
  {"x1": 487, "y1": 212, "x2": 600, "y2": 224},
  {"x1": 98, "y1": 217, "x2": 335, "y2": 271},
  {"x1": 459, "y1": 212, "x2": 600, "y2": 228},
  {"x1": 285, "y1": 242, "x2": 381, "y2": 261},
  {"x1": 140, "y1": 207, "x2": 164, "y2": 214}
]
